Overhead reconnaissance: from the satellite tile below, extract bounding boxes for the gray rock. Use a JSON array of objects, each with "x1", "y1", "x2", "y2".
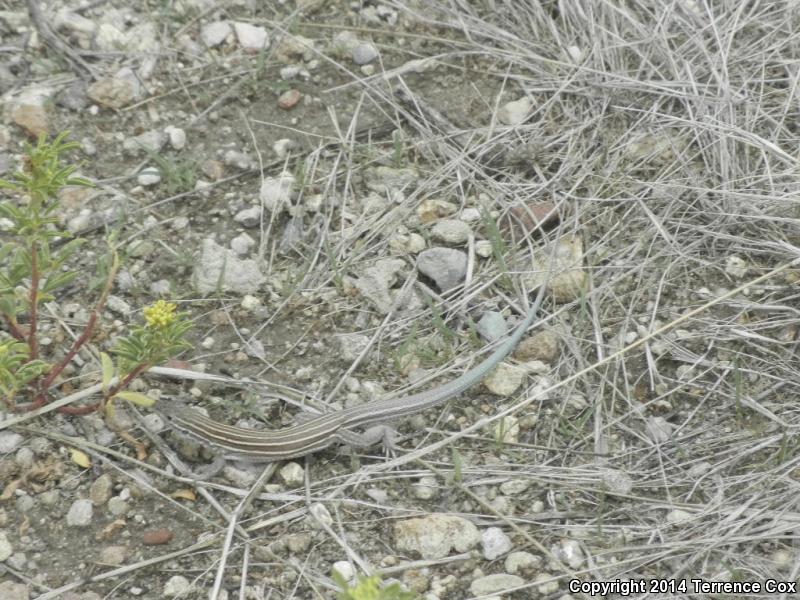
[
  {"x1": 499, "y1": 479, "x2": 530, "y2": 496},
  {"x1": 106, "y1": 295, "x2": 133, "y2": 316},
  {"x1": 350, "y1": 258, "x2": 406, "y2": 314},
  {"x1": 193, "y1": 238, "x2": 266, "y2": 294},
  {"x1": 90, "y1": 474, "x2": 114, "y2": 506},
  {"x1": 470, "y1": 573, "x2": 525, "y2": 596},
  {"x1": 0, "y1": 431, "x2": 23, "y2": 453},
  {"x1": 352, "y1": 42, "x2": 378, "y2": 65},
  {"x1": 552, "y1": 538, "x2": 584, "y2": 569},
  {"x1": 647, "y1": 416, "x2": 673, "y2": 444},
  {"x1": 285, "y1": 533, "x2": 312, "y2": 553},
  {"x1": 66, "y1": 498, "x2": 93, "y2": 527},
  {"x1": 0, "y1": 531, "x2": 13, "y2": 561},
  {"x1": 123, "y1": 22, "x2": 159, "y2": 55},
  {"x1": 725, "y1": 255, "x2": 748, "y2": 278},
  {"x1": 481, "y1": 527, "x2": 513, "y2": 560},
  {"x1": 484, "y1": 364, "x2": 526, "y2": 397},
  {"x1": 394, "y1": 514, "x2": 481, "y2": 559},
  {"x1": 40, "y1": 490, "x2": 59, "y2": 505},
  {"x1": 687, "y1": 461, "x2": 711, "y2": 479},
  {"x1": 309, "y1": 502, "x2": 333, "y2": 528},
  {"x1": 14, "y1": 447, "x2": 34, "y2": 469},
  {"x1": 56, "y1": 81, "x2": 89, "y2": 111},
  {"x1": 279, "y1": 462, "x2": 305, "y2": 487},
  {"x1": 149, "y1": 279, "x2": 172, "y2": 296},
  {"x1": 417, "y1": 247, "x2": 468, "y2": 291},
  {"x1": 335, "y1": 333, "x2": 371, "y2": 363},
  {"x1": 666, "y1": 508, "x2": 692, "y2": 525},
  {"x1": 533, "y1": 572, "x2": 560, "y2": 594},
  {"x1": 476, "y1": 311, "x2": 508, "y2": 342},
  {"x1": 260, "y1": 171, "x2": 294, "y2": 213},
  {"x1": 54, "y1": 9, "x2": 96, "y2": 34},
  {"x1": 430, "y1": 219, "x2": 471, "y2": 244},
  {"x1": 332, "y1": 560, "x2": 356, "y2": 581},
  {"x1": 87, "y1": 77, "x2": 134, "y2": 109},
  {"x1": 201, "y1": 21, "x2": 231, "y2": 47},
  {"x1": 601, "y1": 468, "x2": 633, "y2": 495},
  {"x1": 108, "y1": 496, "x2": 129, "y2": 516},
  {"x1": 128, "y1": 240, "x2": 156, "y2": 260},
  {"x1": 231, "y1": 232, "x2": 255, "y2": 255},
  {"x1": 6, "y1": 551, "x2": 26, "y2": 570},
  {"x1": 233, "y1": 22, "x2": 269, "y2": 50},
  {"x1": 504, "y1": 550, "x2": 541, "y2": 574},
  {"x1": 164, "y1": 575, "x2": 192, "y2": 597},
  {"x1": 332, "y1": 30, "x2": 359, "y2": 54},
  {"x1": 223, "y1": 150, "x2": 254, "y2": 170},
  {"x1": 498, "y1": 97, "x2": 532, "y2": 125},
  {"x1": 123, "y1": 130, "x2": 166, "y2": 155},
  {"x1": 234, "y1": 206, "x2": 262, "y2": 227},
  {"x1": 223, "y1": 464, "x2": 258, "y2": 488},
  {"x1": 412, "y1": 475, "x2": 438, "y2": 500},
  {"x1": 100, "y1": 545, "x2": 128, "y2": 566},
  {"x1": 165, "y1": 126, "x2": 186, "y2": 150},
  {"x1": 0, "y1": 581, "x2": 27, "y2": 600},
  {"x1": 15, "y1": 494, "x2": 34, "y2": 513},
  {"x1": 28, "y1": 436, "x2": 50, "y2": 455},
  {"x1": 113, "y1": 66, "x2": 144, "y2": 100},
  {"x1": 365, "y1": 166, "x2": 418, "y2": 196}
]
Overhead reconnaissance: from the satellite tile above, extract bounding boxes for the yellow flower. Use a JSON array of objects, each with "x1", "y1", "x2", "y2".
[{"x1": 143, "y1": 300, "x2": 178, "y2": 329}]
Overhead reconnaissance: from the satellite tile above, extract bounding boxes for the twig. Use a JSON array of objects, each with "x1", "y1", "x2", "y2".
[{"x1": 25, "y1": 0, "x2": 95, "y2": 80}]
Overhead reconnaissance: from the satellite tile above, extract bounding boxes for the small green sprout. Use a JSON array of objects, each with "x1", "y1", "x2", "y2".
[
  {"x1": 0, "y1": 338, "x2": 49, "y2": 407},
  {"x1": 333, "y1": 571, "x2": 417, "y2": 600}
]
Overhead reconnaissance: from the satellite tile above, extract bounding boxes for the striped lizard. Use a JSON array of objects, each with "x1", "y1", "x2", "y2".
[{"x1": 156, "y1": 291, "x2": 544, "y2": 464}]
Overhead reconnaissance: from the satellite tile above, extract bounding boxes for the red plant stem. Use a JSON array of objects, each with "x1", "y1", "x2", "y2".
[
  {"x1": 56, "y1": 362, "x2": 149, "y2": 415},
  {"x1": 17, "y1": 398, "x2": 45, "y2": 411},
  {"x1": 40, "y1": 305, "x2": 101, "y2": 392},
  {"x1": 27, "y1": 241, "x2": 39, "y2": 361},
  {"x1": 2, "y1": 315, "x2": 26, "y2": 341},
  {"x1": 58, "y1": 402, "x2": 100, "y2": 415},
  {"x1": 39, "y1": 253, "x2": 119, "y2": 393},
  {"x1": 106, "y1": 363, "x2": 150, "y2": 398}
]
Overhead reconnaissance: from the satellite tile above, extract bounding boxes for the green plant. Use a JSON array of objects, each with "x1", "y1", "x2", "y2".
[
  {"x1": 105, "y1": 299, "x2": 192, "y2": 415},
  {"x1": 333, "y1": 571, "x2": 417, "y2": 600},
  {"x1": 479, "y1": 207, "x2": 513, "y2": 291},
  {"x1": 391, "y1": 129, "x2": 407, "y2": 167},
  {"x1": 0, "y1": 132, "x2": 192, "y2": 415},
  {"x1": 144, "y1": 151, "x2": 198, "y2": 196}
]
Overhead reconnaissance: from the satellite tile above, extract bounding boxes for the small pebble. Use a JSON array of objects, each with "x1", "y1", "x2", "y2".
[
  {"x1": 278, "y1": 89, "x2": 301, "y2": 109},
  {"x1": 108, "y1": 496, "x2": 129, "y2": 516},
  {"x1": 0, "y1": 531, "x2": 13, "y2": 561},
  {"x1": 142, "y1": 528, "x2": 174, "y2": 545},
  {"x1": 481, "y1": 527, "x2": 513, "y2": 560},
  {"x1": 66, "y1": 499, "x2": 93, "y2": 527},
  {"x1": 332, "y1": 560, "x2": 356, "y2": 582},
  {"x1": 352, "y1": 42, "x2": 378, "y2": 65},
  {"x1": 90, "y1": 474, "x2": 114, "y2": 505},
  {"x1": 137, "y1": 167, "x2": 161, "y2": 186},
  {"x1": 0, "y1": 432, "x2": 23, "y2": 453},
  {"x1": 164, "y1": 575, "x2": 192, "y2": 597}
]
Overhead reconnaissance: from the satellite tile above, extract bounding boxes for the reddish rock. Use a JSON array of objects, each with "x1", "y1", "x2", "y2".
[
  {"x1": 12, "y1": 104, "x2": 48, "y2": 138},
  {"x1": 87, "y1": 77, "x2": 134, "y2": 109},
  {"x1": 278, "y1": 89, "x2": 301, "y2": 109},
  {"x1": 200, "y1": 159, "x2": 225, "y2": 181},
  {"x1": 500, "y1": 201, "x2": 559, "y2": 238},
  {"x1": 142, "y1": 528, "x2": 174, "y2": 545}
]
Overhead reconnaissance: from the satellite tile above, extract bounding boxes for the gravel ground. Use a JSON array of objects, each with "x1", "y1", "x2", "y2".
[{"x1": 1, "y1": 1, "x2": 800, "y2": 599}]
